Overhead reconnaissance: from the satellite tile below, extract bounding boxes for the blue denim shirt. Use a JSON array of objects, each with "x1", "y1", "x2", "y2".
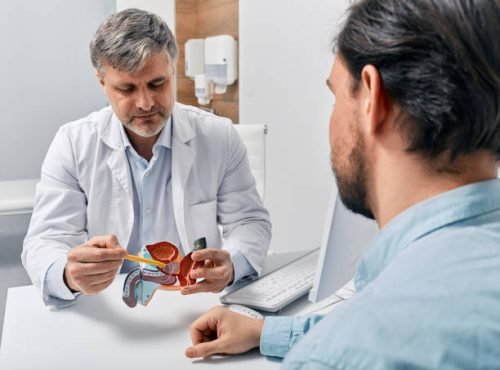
[{"x1": 261, "y1": 179, "x2": 500, "y2": 370}]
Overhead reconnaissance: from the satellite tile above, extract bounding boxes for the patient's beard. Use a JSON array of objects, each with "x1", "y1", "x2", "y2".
[{"x1": 331, "y1": 129, "x2": 374, "y2": 220}]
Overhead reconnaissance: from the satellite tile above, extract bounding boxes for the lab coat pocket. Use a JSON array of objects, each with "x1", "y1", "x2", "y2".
[{"x1": 189, "y1": 199, "x2": 222, "y2": 249}]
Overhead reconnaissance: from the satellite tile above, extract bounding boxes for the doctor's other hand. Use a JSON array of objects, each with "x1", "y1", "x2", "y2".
[
  {"x1": 64, "y1": 234, "x2": 127, "y2": 295},
  {"x1": 181, "y1": 248, "x2": 234, "y2": 295},
  {"x1": 185, "y1": 306, "x2": 264, "y2": 358}
]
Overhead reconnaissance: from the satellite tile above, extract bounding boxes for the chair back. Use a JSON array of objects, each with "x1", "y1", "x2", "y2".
[{"x1": 233, "y1": 124, "x2": 267, "y2": 201}]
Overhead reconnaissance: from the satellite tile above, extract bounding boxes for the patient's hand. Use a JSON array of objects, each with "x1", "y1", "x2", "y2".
[
  {"x1": 185, "y1": 306, "x2": 264, "y2": 358},
  {"x1": 181, "y1": 249, "x2": 235, "y2": 295},
  {"x1": 64, "y1": 234, "x2": 127, "y2": 295}
]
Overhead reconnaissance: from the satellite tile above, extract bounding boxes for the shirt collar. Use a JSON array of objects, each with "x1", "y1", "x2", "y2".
[{"x1": 355, "y1": 178, "x2": 500, "y2": 290}]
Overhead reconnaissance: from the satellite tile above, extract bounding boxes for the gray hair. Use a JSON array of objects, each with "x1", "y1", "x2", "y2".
[{"x1": 90, "y1": 8, "x2": 178, "y2": 74}]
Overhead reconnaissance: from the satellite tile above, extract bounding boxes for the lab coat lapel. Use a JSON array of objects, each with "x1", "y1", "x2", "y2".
[
  {"x1": 101, "y1": 114, "x2": 134, "y2": 246},
  {"x1": 107, "y1": 150, "x2": 133, "y2": 203},
  {"x1": 171, "y1": 104, "x2": 195, "y2": 255}
]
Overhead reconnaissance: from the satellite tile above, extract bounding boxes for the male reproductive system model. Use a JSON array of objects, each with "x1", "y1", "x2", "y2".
[{"x1": 122, "y1": 237, "x2": 207, "y2": 307}]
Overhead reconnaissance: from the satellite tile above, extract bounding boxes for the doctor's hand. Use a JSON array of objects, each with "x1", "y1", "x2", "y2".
[
  {"x1": 185, "y1": 306, "x2": 264, "y2": 358},
  {"x1": 64, "y1": 234, "x2": 127, "y2": 295},
  {"x1": 181, "y1": 249, "x2": 234, "y2": 295}
]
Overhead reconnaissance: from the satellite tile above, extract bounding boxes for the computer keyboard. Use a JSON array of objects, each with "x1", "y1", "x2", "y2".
[{"x1": 220, "y1": 249, "x2": 319, "y2": 312}]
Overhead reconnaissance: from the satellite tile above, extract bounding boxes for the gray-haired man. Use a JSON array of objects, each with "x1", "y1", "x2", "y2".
[{"x1": 22, "y1": 8, "x2": 271, "y2": 307}]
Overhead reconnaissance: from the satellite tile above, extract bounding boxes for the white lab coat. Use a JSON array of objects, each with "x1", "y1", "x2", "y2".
[{"x1": 22, "y1": 103, "x2": 271, "y2": 291}]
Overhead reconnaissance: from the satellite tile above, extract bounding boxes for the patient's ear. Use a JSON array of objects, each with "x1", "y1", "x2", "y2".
[{"x1": 360, "y1": 65, "x2": 388, "y2": 136}]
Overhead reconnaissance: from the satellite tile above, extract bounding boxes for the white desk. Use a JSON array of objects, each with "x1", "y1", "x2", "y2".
[{"x1": 0, "y1": 275, "x2": 283, "y2": 370}]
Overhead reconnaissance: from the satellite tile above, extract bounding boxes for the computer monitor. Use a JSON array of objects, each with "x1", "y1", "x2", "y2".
[{"x1": 309, "y1": 185, "x2": 379, "y2": 302}]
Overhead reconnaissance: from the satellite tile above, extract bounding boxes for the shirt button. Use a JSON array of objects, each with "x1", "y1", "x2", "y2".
[{"x1": 145, "y1": 208, "x2": 152, "y2": 215}]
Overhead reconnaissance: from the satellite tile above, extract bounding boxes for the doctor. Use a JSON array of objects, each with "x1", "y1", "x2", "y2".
[{"x1": 22, "y1": 8, "x2": 271, "y2": 307}]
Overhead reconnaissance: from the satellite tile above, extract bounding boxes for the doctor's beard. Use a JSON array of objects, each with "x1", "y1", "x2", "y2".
[{"x1": 124, "y1": 108, "x2": 170, "y2": 138}]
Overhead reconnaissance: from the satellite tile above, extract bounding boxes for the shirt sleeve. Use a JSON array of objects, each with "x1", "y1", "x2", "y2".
[
  {"x1": 43, "y1": 255, "x2": 79, "y2": 308},
  {"x1": 229, "y1": 250, "x2": 257, "y2": 284},
  {"x1": 260, "y1": 314, "x2": 324, "y2": 358}
]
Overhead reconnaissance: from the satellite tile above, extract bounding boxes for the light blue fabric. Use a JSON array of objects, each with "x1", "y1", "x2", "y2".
[
  {"x1": 118, "y1": 117, "x2": 180, "y2": 273},
  {"x1": 43, "y1": 256, "x2": 79, "y2": 307},
  {"x1": 261, "y1": 179, "x2": 500, "y2": 370}
]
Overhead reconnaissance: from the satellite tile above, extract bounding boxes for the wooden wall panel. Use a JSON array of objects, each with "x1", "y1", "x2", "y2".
[
  {"x1": 175, "y1": 0, "x2": 239, "y2": 123},
  {"x1": 197, "y1": 0, "x2": 238, "y2": 37}
]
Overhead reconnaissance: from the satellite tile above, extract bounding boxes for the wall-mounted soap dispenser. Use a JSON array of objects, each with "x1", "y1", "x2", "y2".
[
  {"x1": 184, "y1": 35, "x2": 238, "y2": 105},
  {"x1": 204, "y1": 35, "x2": 238, "y2": 94}
]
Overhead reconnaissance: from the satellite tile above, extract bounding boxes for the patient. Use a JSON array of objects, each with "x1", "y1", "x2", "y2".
[{"x1": 185, "y1": 0, "x2": 500, "y2": 368}]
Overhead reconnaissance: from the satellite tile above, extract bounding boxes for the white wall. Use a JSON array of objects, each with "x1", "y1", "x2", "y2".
[
  {"x1": 116, "y1": 0, "x2": 175, "y2": 31},
  {"x1": 239, "y1": 0, "x2": 350, "y2": 253},
  {"x1": 0, "y1": 0, "x2": 115, "y2": 181}
]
